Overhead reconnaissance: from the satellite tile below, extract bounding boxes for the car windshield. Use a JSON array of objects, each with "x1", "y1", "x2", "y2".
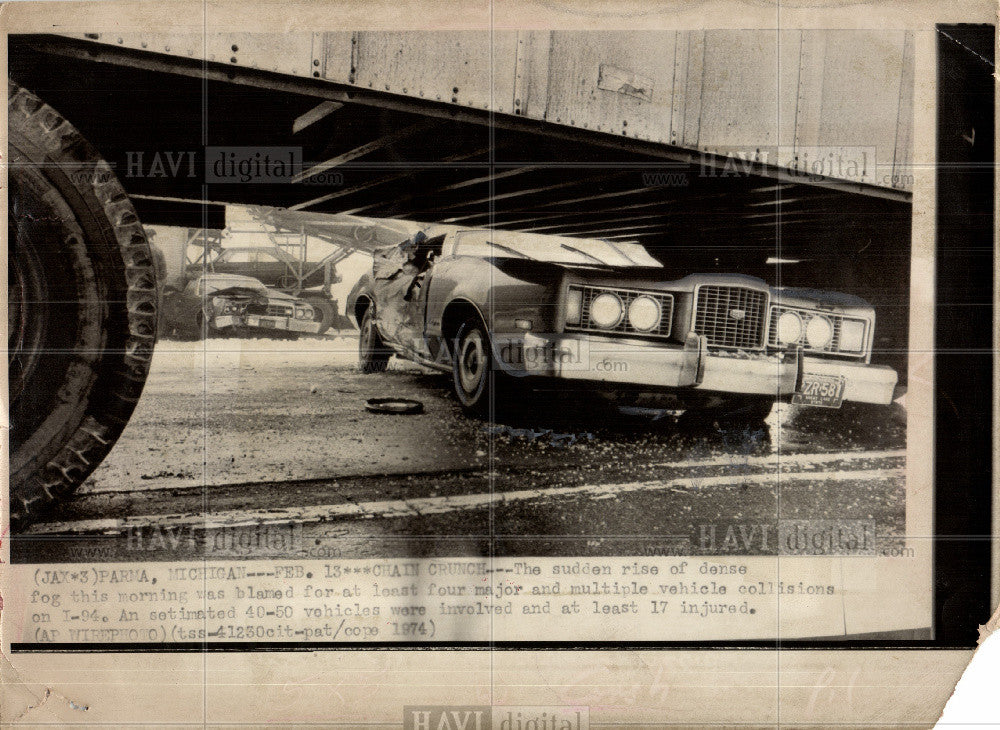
[
  {"x1": 451, "y1": 230, "x2": 662, "y2": 267},
  {"x1": 200, "y1": 276, "x2": 268, "y2": 294}
]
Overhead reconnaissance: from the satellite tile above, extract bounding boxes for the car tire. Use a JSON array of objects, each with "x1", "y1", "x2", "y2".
[
  {"x1": 8, "y1": 81, "x2": 157, "y2": 528},
  {"x1": 451, "y1": 316, "x2": 503, "y2": 417},
  {"x1": 359, "y1": 308, "x2": 391, "y2": 373},
  {"x1": 303, "y1": 296, "x2": 337, "y2": 335}
]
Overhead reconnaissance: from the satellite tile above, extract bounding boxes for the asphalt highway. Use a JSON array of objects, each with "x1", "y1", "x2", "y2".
[{"x1": 14, "y1": 335, "x2": 907, "y2": 563}]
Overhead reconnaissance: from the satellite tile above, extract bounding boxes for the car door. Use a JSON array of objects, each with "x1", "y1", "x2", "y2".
[
  {"x1": 369, "y1": 235, "x2": 444, "y2": 360},
  {"x1": 397, "y1": 260, "x2": 433, "y2": 359},
  {"x1": 370, "y1": 242, "x2": 411, "y2": 349},
  {"x1": 397, "y1": 235, "x2": 446, "y2": 359}
]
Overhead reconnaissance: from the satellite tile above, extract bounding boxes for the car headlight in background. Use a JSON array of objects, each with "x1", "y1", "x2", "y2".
[
  {"x1": 295, "y1": 306, "x2": 313, "y2": 320},
  {"x1": 589, "y1": 292, "x2": 624, "y2": 328},
  {"x1": 776, "y1": 310, "x2": 803, "y2": 344},
  {"x1": 838, "y1": 318, "x2": 866, "y2": 352},
  {"x1": 565, "y1": 288, "x2": 583, "y2": 325},
  {"x1": 805, "y1": 315, "x2": 833, "y2": 348},
  {"x1": 626, "y1": 295, "x2": 661, "y2": 332}
]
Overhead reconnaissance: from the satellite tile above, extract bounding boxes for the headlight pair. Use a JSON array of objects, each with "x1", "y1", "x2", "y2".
[
  {"x1": 567, "y1": 288, "x2": 663, "y2": 332},
  {"x1": 294, "y1": 306, "x2": 313, "y2": 320},
  {"x1": 775, "y1": 310, "x2": 835, "y2": 348},
  {"x1": 773, "y1": 308, "x2": 867, "y2": 353}
]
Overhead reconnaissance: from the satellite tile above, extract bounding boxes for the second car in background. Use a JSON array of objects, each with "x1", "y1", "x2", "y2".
[{"x1": 160, "y1": 274, "x2": 322, "y2": 340}]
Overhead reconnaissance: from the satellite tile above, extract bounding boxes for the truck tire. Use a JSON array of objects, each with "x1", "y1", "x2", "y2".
[{"x1": 8, "y1": 81, "x2": 157, "y2": 528}]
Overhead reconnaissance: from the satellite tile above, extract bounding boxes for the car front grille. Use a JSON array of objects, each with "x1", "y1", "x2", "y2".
[
  {"x1": 267, "y1": 304, "x2": 294, "y2": 317},
  {"x1": 569, "y1": 285, "x2": 674, "y2": 339},
  {"x1": 693, "y1": 285, "x2": 767, "y2": 349}
]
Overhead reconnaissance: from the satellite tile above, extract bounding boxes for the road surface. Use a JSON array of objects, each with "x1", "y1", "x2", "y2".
[{"x1": 14, "y1": 335, "x2": 907, "y2": 563}]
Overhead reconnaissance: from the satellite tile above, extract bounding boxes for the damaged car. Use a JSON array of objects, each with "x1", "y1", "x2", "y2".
[
  {"x1": 348, "y1": 227, "x2": 898, "y2": 423},
  {"x1": 161, "y1": 274, "x2": 322, "y2": 340}
]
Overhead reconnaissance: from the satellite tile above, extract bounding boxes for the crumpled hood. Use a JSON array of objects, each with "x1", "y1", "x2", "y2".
[{"x1": 210, "y1": 286, "x2": 270, "y2": 304}]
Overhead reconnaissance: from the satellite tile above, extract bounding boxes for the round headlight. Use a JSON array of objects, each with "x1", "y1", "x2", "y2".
[
  {"x1": 589, "y1": 292, "x2": 624, "y2": 328},
  {"x1": 627, "y1": 295, "x2": 661, "y2": 332},
  {"x1": 776, "y1": 311, "x2": 803, "y2": 344},
  {"x1": 805, "y1": 315, "x2": 833, "y2": 348}
]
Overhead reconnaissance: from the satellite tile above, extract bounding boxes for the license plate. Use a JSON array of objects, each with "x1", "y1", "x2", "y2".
[
  {"x1": 258, "y1": 318, "x2": 275, "y2": 328},
  {"x1": 792, "y1": 374, "x2": 845, "y2": 408}
]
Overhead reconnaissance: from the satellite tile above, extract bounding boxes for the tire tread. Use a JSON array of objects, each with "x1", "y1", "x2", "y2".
[{"x1": 8, "y1": 82, "x2": 157, "y2": 528}]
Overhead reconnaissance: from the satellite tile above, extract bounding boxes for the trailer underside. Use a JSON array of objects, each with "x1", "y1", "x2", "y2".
[{"x1": 10, "y1": 35, "x2": 912, "y2": 368}]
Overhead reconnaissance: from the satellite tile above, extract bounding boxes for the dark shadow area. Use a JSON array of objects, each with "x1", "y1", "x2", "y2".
[{"x1": 934, "y1": 23, "x2": 995, "y2": 647}]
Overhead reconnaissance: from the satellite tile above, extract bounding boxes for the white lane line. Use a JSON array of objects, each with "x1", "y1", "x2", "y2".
[
  {"x1": 652, "y1": 448, "x2": 905, "y2": 470},
  {"x1": 28, "y1": 467, "x2": 903, "y2": 535},
  {"x1": 78, "y1": 448, "x2": 905, "y2": 497}
]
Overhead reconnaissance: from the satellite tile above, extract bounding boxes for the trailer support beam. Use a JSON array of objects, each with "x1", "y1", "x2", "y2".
[
  {"x1": 292, "y1": 100, "x2": 343, "y2": 134},
  {"x1": 290, "y1": 120, "x2": 432, "y2": 183}
]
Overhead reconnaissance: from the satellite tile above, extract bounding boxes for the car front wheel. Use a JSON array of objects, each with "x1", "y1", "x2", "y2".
[
  {"x1": 302, "y1": 295, "x2": 337, "y2": 335},
  {"x1": 359, "y1": 308, "x2": 391, "y2": 373},
  {"x1": 452, "y1": 317, "x2": 499, "y2": 416}
]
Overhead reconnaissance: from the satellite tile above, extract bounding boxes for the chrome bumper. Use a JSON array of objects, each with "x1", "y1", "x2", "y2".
[
  {"x1": 212, "y1": 315, "x2": 241, "y2": 328},
  {"x1": 244, "y1": 314, "x2": 322, "y2": 333},
  {"x1": 212, "y1": 314, "x2": 322, "y2": 334},
  {"x1": 516, "y1": 333, "x2": 897, "y2": 405}
]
